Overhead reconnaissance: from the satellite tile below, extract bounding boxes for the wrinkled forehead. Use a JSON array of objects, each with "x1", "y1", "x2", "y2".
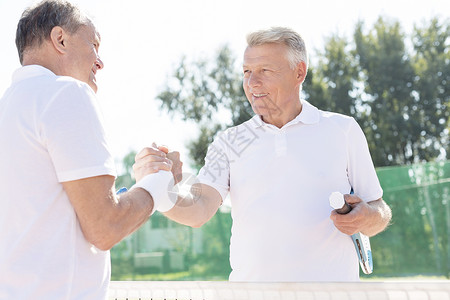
[
  {"x1": 77, "y1": 22, "x2": 101, "y2": 43},
  {"x1": 94, "y1": 28, "x2": 101, "y2": 43},
  {"x1": 243, "y1": 43, "x2": 287, "y2": 65},
  {"x1": 85, "y1": 19, "x2": 101, "y2": 41}
]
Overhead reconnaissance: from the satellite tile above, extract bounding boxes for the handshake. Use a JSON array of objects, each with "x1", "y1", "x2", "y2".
[{"x1": 129, "y1": 143, "x2": 198, "y2": 215}]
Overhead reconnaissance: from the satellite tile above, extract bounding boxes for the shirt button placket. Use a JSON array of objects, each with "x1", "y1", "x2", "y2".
[{"x1": 275, "y1": 129, "x2": 287, "y2": 157}]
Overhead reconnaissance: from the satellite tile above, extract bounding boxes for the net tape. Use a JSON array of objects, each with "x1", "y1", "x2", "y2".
[{"x1": 109, "y1": 281, "x2": 450, "y2": 300}]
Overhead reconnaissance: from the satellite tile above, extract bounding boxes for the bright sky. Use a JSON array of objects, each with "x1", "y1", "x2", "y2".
[{"x1": 0, "y1": 0, "x2": 447, "y2": 172}]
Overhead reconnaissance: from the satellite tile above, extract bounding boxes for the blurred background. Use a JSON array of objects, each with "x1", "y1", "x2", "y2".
[{"x1": 0, "y1": 0, "x2": 448, "y2": 281}]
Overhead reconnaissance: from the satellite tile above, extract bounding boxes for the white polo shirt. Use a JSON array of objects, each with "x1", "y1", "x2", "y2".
[
  {"x1": 197, "y1": 100, "x2": 383, "y2": 282},
  {"x1": 0, "y1": 65, "x2": 116, "y2": 299}
]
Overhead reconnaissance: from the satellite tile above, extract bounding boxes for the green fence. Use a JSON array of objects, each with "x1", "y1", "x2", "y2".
[
  {"x1": 369, "y1": 160, "x2": 450, "y2": 278},
  {"x1": 111, "y1": 160, "x2": 450, "y2": 280}
]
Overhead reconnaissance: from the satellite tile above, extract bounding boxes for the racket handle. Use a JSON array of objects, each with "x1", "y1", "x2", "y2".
[
  {"x1": 329, "y1": 191, "x2": 374, "y2": 275},
  {"x1": 336, "y1": 202, "x2": 352, "y2": 214},
  {"x1": 329, "y1": 191, "x2": 352, "y2": 214}
]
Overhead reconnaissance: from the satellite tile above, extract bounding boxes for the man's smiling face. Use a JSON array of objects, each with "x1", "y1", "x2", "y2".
[{"x1": 242, "y1": 42, "x2": 302, "y2": 125}]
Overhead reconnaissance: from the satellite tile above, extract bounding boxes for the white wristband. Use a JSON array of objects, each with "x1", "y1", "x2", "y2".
[{"x1": 132, "y1": 171, "x2": 176, "y2": 214}]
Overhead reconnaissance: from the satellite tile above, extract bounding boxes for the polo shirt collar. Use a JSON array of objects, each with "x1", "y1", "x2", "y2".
[
  {"x1": 250, "y1": 99, "x2": 320, "y2": 129},
  {"x1": 12, "y1": 65, "x2": 56, "y2": 83}
]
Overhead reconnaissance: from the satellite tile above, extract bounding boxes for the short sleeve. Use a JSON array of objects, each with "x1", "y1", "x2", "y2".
[
  {"x1": 197, "y1": 131, "x2": 230, "y2": 202},
  {"x1": 347, "y1": 118, "x2": 383, "y2": 202},
  {"x1": 40, "y1": 81, "x2": 116, "y2": 182}
]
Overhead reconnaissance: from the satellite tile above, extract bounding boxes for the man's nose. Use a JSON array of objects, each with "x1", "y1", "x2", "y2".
[
  {"x1": 95, "y1": 57, "x2": 104, "y2": 70},
  {"x1": 247, "y1": 72, "x2": 261, "y2": 88}
]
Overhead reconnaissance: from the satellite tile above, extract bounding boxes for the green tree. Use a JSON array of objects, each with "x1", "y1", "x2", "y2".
[
  {"x1": 304, "y1": 34, "x2": 359, "y2": 117},
  {"x1": 354, "y1": 17, "x2": 417, "y2": 167},
  {"x1": 156, "y1": 45, "x2": 249, "y2": 169},
  {"x1": 156, "y1": 46, "x2": 245, "y2": 271},
  {"x1": 112, "y1": 16, "x2": 450, "y2": 279},
  {"x1": 410, "y1": 17, "x2": 450, "y2": 162},
  {"x1": 157, "y1": 17, "x2": 448, "y2": 168},
  {"x1": 115, "y1": 150, "x2": 137, "y2": 190}
]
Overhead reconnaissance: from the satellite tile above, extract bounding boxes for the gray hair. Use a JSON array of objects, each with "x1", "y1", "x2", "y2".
[
  {"x1": 246, "y1": 27, "x2": 308, "y2": 70},
  {"x1": 15, "y1": 0, "x2": 91, "y2": 64}
]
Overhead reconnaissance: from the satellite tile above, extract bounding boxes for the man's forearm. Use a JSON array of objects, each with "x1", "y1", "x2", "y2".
[
  {"x1": 361, "y1": 198, "x2": 392, "y2": 237},
  {"x1": 63, "y1": 177, "x2": 155, "y2": 251},
  {"x1": 114, "y1": 188, "x2": 155, "y2": 237},
  {"x1": 92, "y1": 188, "x2": 159, "y2": 250},
  {"x1": 163, "y1": 183, "x2": 222, "y2": 228}
]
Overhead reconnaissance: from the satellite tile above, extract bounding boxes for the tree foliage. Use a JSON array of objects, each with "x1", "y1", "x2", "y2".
[
  {"x1": 411, "y1": 17, "x2": 450, "y2": 162},
  {"x1": 115, "y1": 150, "x2": 137, "y2": 190},
  {"x1": 303, "y1": 34, "x2": 359, "y2": 117},
  {"x1": 156, "y1": 45, "x2": 251, "y2": 169},
  {"x1": 156, "y1": 16, "x2": 449, "y2": 168},
  {"x1": 112, "y1": 16, "x2": 450, "y2": 280}
]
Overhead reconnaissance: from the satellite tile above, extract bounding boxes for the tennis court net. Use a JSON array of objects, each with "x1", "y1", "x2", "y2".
[{"x1": 109, "y1": 280, "x2": 450, "y2": 300}]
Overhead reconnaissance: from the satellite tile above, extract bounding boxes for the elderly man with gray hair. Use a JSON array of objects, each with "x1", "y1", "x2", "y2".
[
  {"x1": 0, "y1": 0, "x2": 176, "y2": 298},
  {"x1": 153, "y1": 27, "x2": 392, "y2": 282}
]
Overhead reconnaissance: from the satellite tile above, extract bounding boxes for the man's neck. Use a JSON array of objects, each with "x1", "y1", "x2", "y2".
[
  {"x1": 22, "y1": 45, "x2": 63, "y2": 76},
  {"x1": 261, "y1": 101, "x2": 303, "y2": 128}
]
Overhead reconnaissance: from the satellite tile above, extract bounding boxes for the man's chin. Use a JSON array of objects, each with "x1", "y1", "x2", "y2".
[{"x1": 251, "y1": 105, "x2": 272, "y2": 117}]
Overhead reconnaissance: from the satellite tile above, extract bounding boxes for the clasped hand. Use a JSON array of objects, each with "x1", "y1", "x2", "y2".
[{"x1": 132, "y1": 143, "x2": 183, "y2": 184}]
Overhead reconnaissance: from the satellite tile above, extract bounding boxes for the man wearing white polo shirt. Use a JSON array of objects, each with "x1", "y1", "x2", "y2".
[
  {"x1": 0, "y1": 1, "x2": 176, "y2": 299},
  {"x1": 159, "y1": 27, "x2": 392, "y2": 282}
]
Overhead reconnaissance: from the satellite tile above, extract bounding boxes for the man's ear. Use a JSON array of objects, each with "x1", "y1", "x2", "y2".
[
  {"x1": 296, "y1": 61, "x2": 307, "y2": 84},
  {"x1": 50, "y1": 26, "x2": 67, "y2": 54}
]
